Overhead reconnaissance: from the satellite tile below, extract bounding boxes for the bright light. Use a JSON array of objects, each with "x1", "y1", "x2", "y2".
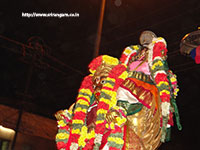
[
  {"x1": 0, "y1": 125, "x2": 15, "y2": 140},
  {"x1": 133, "y1": 118, "x2": 138, "y2": 126}
]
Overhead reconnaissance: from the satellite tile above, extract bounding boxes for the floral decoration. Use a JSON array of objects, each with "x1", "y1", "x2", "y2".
[{"x1": 56, "y1": 55, "x2": 128, "y2": 150}]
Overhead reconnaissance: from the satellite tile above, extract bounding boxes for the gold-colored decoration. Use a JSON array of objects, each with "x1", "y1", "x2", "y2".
[
  {"x1": 105, "y1": 110, "x2": 120, "y2": 123},
  {"x1": 54, "y1": 103, "x2": 75, "y2": 121},
  {"x1": 92, "y1": 62, "x2": 117, "y2": 101},
  {"x1": 122, "y1": 78, "x2": 161, "y2": 150},
  {"x1": 122, "y1": 79, "x2": 154, "y2": 107},
  {"x1": 129, "y1": 48, "x2": 149, "y2": 64},
  {"x1": 93, "y1": 62, "x2": 115, "y2": 82},
  {"x1": 129, "y1": 71, "x2": 152, "y2": 83},
  {"x1": 125, "y1": 92, "x2": 161, "y2": 150}
]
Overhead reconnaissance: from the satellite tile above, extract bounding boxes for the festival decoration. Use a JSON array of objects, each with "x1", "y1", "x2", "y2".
[
  {"x1": 55, "y1": 31, "x2": 181, "y2": 150},
  {"x1": 56, "y1": 55, "x2": 128, "y2": 150}
]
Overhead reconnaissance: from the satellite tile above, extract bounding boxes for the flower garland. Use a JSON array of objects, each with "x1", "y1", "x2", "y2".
[
  {"x1": 105, "y1": 106, "x2": 127, "y2": 129},
  {"x1": 56, "y1": 75, "x2": 94, "y2": 150},
  {"x1": 120, "y1": 45, "x2": 141, "y2": 65},
  {"x1": 148, "y1": 37, "x2": 179, "y2": 142},
  {"x1": 56, "y1": 55, "x2": 128, "y2": 150},
  {"x1": 69, "y1": 75, "x2": 94, "y2": 149},
  {"x1": 120, "y1": 37, "x2": 172, "y2": 135},
  {"x1": 168, "y1": 70, "x2": 182, "y2": 131},
  {"x1": 105, "y1": 106, "x2": 127, "y2": 150},
  {"x1": 147, "y1": 37, "x2": 167, "y2": 67},
  {"x1": 168, "y1": 70, "x2": 179, "y2": 99},
  {"x1": 56, "y1": 109, "x2": 73, "y2": 149},
  {"x1": 91, "y1": 55, "x2": 128, "y2": 149}
]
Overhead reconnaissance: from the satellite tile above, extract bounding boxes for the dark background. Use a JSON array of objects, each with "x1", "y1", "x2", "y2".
[{"x1": 0, "y1": 0, "x2": 200, "y2": 149}]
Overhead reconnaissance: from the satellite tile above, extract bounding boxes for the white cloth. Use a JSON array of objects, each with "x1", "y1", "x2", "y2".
[{"x1": 116, "y1": 87, "x2": 139, "y2": 104}]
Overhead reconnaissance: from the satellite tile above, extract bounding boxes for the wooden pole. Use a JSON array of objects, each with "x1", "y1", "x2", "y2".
[{"x1": 93, "y1": 0, "x2": 106, "y2": 58}]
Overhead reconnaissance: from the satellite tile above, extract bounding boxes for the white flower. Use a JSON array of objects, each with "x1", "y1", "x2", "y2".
[
  {"x1": 70, "y1": 143, "x2": 78, "y2": 150},
  {"x1": 161, "y1": 102, "x2": 170, "y2": 117},
  {"x1": 147, "y1": 41, "x2": 154, "y2": 67},
  {"x1": 94, "y1": 134, "x2": 103, "y2": 144}
]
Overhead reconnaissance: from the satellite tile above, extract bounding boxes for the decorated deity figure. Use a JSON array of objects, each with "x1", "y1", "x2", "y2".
[
  {"x1": 55, "y1": 31, "x2": 181, "y2": 150},
  {"x1": 55, "y1": 55, "x2": 128, "y2": 150},
  {"x1": 117, "y1": 31, "x2": 182, "y2": 149}
]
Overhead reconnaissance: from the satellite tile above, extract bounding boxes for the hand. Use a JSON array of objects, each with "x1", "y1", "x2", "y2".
[
  {"x1": 106, "y1": 110, "x2": 120, "y2": 123},
  {"x1": 55, "y1": 110, "x2": 65, "y2": 121}
]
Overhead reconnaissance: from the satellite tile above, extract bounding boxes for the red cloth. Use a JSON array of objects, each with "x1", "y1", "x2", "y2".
[
  {"x1": 195, "y1": 45, "x2": 200, "y2": 64},
  {"x1": 86, "y1": 103, "x2": 97, "y2": 127},
  {"x1": 86, "y1": 103, "x2": 112, "y2": 149}
]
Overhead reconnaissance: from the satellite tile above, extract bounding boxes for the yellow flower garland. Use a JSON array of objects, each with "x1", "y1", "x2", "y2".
[{"x1": 56, "y1": 55, "x2": 128, "y2": 150}]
